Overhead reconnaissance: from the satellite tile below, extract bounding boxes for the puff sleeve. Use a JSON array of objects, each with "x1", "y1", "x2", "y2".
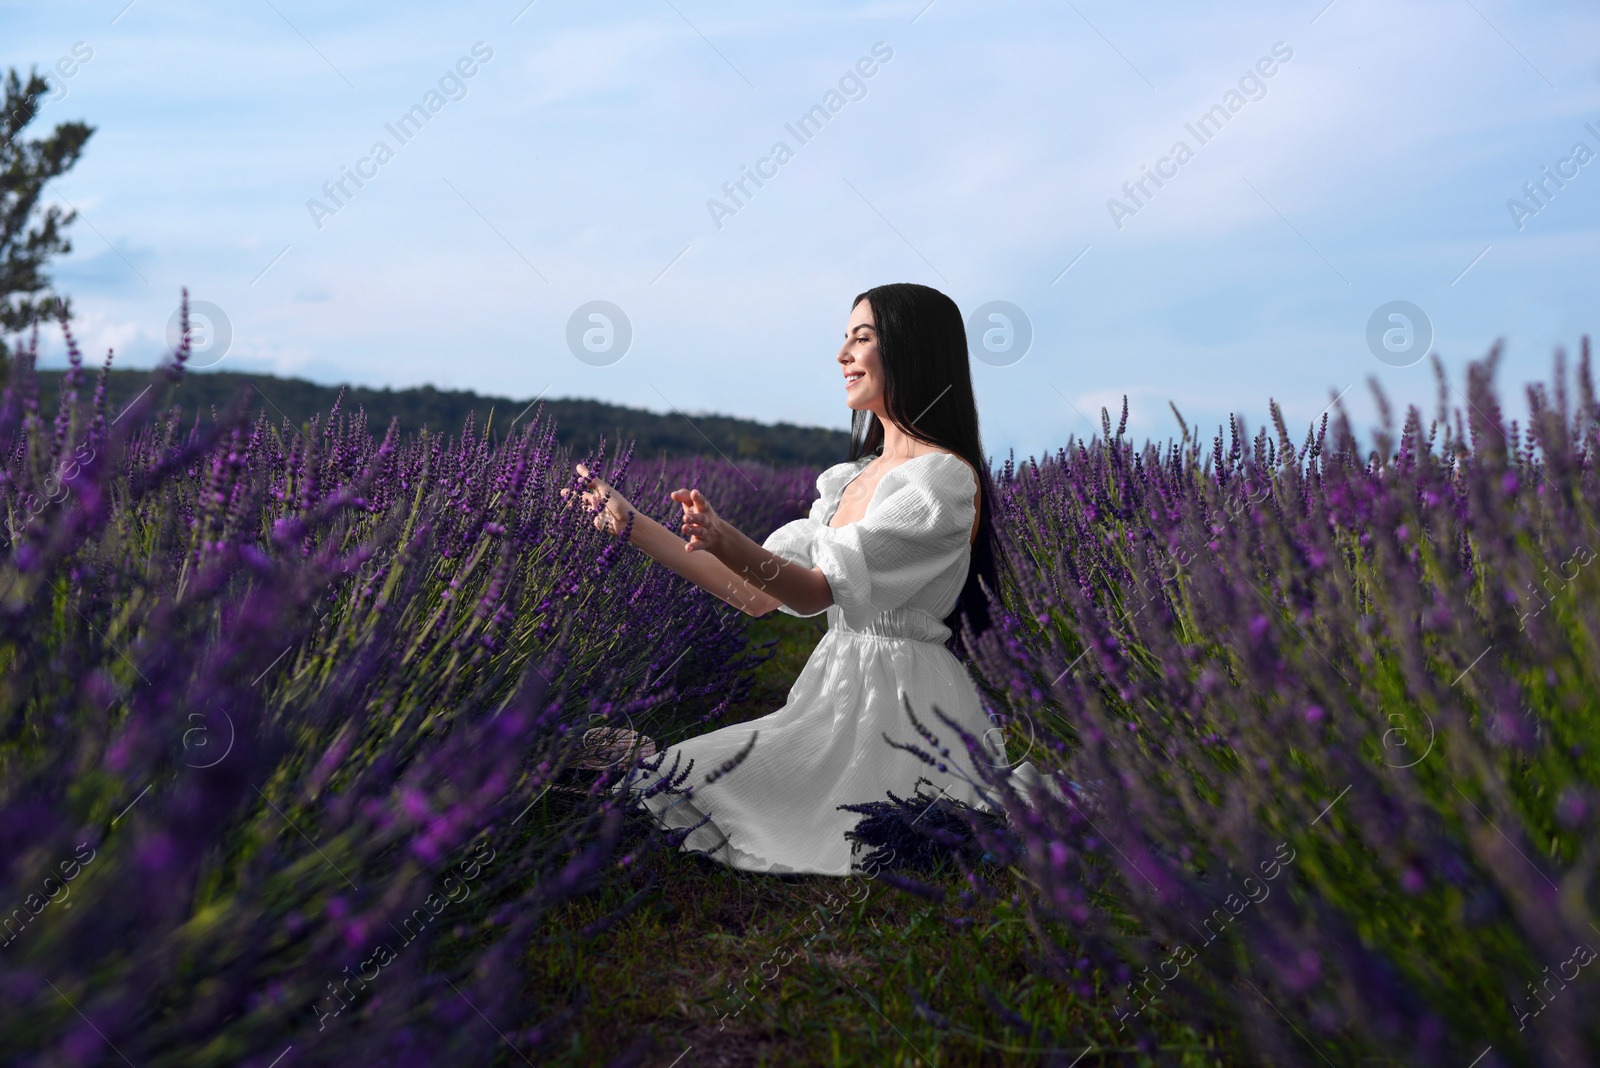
[
  {"x1": 760, "y1": 518, "x2": 815, "y2": 571},
  {"x1": 808, "y1": 454, "x2": 977, "y2": 629},
  {"x1": 759, "y1": 461, "x2": 865, "y2": 618}
]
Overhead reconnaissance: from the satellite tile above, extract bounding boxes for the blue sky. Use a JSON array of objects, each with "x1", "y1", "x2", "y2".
[{"x1": 5, "y1": 0, "x2": 1598, "y2": 465}]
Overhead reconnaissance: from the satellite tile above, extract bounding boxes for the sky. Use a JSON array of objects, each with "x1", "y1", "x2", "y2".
[{"x1": 4, "y1": 0, "x2": 1599, "y2": 466}]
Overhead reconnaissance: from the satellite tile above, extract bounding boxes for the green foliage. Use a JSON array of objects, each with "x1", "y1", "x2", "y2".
[
  {"x1": 1, "y1": 66, "x2": 93, "y2": 359},
  {"x1": 33, "y1": 367, "x2": 854, "y2": 467}
]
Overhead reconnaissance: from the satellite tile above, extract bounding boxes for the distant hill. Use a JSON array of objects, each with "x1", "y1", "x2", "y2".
[{"x1": 28, "y1": 367, "x2": 854, "y2": 468}]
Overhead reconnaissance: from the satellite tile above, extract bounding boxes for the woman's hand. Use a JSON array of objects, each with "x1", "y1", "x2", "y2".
[
  {"x1": 562, "y1": 463, "x2": 634, "y2": 538},
  {"x1": 672, "y1": 487, "x2": 726, "y2": 555}
]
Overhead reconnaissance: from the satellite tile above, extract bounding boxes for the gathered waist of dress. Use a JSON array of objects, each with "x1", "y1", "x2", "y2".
[{"x1": 828, "y1": 605, "x2": 952, "y2": 644}]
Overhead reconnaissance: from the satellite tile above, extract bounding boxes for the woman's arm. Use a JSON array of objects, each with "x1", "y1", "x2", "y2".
[
  {"x1": 566, "y1": 465, "x2": 789, "y2": 617},
  {"x1": 675, "y1": 489, "x2": 836, "y2": 616},
  {"x1": 700, "y1": 521, "x2": 834, "y2": 616},
  {"x1": 627, "y1": 507, "x2": 791, "y2": 616}
]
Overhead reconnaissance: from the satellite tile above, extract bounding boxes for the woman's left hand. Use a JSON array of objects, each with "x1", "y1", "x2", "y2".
[{"x1": 672, "y1": 487, "x2": 725, "y2": 554}]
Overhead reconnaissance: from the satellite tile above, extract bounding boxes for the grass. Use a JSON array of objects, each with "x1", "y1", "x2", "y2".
[{"x1": 511, "y1": 612, "x2": 1242, "y2": 1067}]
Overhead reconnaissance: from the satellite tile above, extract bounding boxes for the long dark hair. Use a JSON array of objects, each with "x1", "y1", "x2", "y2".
[{"x1": 846, "y1": 283, "x2": 1001, "y2": 658}]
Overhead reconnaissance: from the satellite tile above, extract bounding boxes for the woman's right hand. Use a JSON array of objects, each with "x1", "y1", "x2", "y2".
[
  {"x1": 672, "y1": 487, "x2": 729, "y2": 555},
  {"x1": 562, "y1": 463, "x2": 634, "y2": 538}
]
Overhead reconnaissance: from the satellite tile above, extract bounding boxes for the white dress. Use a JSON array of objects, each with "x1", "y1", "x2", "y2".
[{"x1": 615, "y1": 451, "x2": 1011, "y2": 876}]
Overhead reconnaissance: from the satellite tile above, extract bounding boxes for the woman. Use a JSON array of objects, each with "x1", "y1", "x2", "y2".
[{"x1": 566, "y1": 283, "x2": 1013, "y2": 876}]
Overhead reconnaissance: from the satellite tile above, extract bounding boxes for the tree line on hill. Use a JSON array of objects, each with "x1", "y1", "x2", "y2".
[{"x1": 31, "y1": 367, "x2": 854, "y2": 468}]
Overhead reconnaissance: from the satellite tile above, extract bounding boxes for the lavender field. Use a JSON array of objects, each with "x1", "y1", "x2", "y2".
[{"x1": 3, "y1": 309, "x2": 1598, "y2": 1067}]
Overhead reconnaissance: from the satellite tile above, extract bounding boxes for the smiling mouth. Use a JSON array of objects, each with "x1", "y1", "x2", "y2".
[{"x1": 845, "y1": 372, "x2": 864, "y2": 387}]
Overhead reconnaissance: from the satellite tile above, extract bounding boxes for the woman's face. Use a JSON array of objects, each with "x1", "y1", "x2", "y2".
[{"x1": 838, "y1": 298, "x2": 884, "y2": 415}]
